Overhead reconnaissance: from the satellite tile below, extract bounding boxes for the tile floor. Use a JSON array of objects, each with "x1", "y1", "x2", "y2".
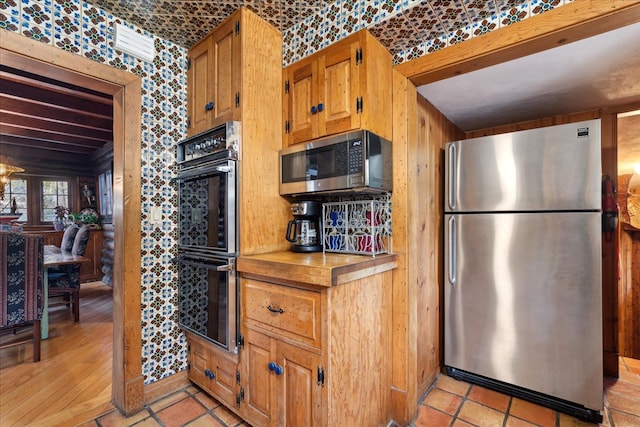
[{"x1": 79, "y1": 358, "x2": 640, "y2": 427}]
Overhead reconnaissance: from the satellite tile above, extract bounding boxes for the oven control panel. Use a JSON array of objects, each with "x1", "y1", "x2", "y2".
[{"x1": 178, "y1": 121, "x2": 241, "y2": 164}]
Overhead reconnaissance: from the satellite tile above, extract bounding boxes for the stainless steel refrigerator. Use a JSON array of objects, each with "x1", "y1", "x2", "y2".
[{"x1": 444, "y1": 119, "x2": 603, "y2": 422}]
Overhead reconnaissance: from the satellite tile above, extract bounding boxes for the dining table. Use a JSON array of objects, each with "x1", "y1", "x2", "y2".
[{"x1": 42, "y1": 245, "x2": 90, "y2": 339}]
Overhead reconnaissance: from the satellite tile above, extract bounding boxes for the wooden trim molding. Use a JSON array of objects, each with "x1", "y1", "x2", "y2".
[
  {"x1": 0, "y1": 30, "x2": 144, "y2": 415},
  {"x1": 395, "y1": 0, "x2": 640, "y2": 86}
]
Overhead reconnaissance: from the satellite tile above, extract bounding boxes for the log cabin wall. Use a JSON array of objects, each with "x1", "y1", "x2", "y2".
[{"x1": 101, "y1": 223, "x2": 115, "y2": 287}]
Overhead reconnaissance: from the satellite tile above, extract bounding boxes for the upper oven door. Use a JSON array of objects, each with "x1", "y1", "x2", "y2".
[{"x1": 176, "y1": 158, "x2": 237, "y2": 255}]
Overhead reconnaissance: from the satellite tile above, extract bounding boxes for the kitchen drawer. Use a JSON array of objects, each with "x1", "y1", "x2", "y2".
[{"x1": 243, "y1": 279, "x2": 321, "y2": 348}]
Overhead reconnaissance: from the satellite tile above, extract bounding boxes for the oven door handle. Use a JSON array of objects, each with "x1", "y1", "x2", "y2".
[
  {"x1": 175, "y1": 255, "x2": 235, "y2": 272},
  {"x1": 174, "y1": 160, "x2": 235, "y2": 181}
]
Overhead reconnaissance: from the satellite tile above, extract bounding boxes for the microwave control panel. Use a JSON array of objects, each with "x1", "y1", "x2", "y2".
[{"x1": 348, "y1": 140, "x2": 363, "y2": 174}]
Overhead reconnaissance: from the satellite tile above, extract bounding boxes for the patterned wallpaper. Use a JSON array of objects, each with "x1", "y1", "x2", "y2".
[
  {"x1": 1, "y1": 0, "x2": 188, "y2": 383},
  {"x1": 0, "y1": 0, "x2": 569, "y2": 385}
]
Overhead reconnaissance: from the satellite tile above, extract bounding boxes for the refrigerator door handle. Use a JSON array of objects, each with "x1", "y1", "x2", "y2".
[
  {"x1": 448, "y1": 216, "x2": 456, "y2": 285},
  {"x1": 448, "y1": 143, "x2": 457, "y2": 211}
]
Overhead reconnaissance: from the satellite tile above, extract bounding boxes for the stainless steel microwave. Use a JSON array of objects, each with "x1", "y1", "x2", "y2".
[{"x1": 279, "y1": 130, "x2": 392, "y2": 197}]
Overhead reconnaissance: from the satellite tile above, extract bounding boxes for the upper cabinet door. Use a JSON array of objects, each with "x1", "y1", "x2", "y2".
[
  {"x1": 187, "y1": 40, "x2": 214, "y2": 136},
  {"x1": 286, "y1": 56, "x2": 317, "y2": 144},
  {"x1": 320, "y1": 39, "x2": 360, "y2": 138},
  {"x1": 211, "y1": 17, "x2": 241, "y2": 126},
  {"x1": 283, "y1": 30, "x2": 392, "y2": 147},
  {"x1": 187, "y1": 12, "x2": 241, "y2": 136}
]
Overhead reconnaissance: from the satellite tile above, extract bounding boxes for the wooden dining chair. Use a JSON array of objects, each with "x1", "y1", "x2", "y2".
[
  {"x1": 0, "y1": 231, "x2": 44, "y2": 362},
  {"x1": 48, "y1": 226, "x2": 90, "y2": 322}
]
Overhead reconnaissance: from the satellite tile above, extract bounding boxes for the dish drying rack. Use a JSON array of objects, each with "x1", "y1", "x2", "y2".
[{"x1": 322, "y1": 200, "x2": 392, "y2": 256}]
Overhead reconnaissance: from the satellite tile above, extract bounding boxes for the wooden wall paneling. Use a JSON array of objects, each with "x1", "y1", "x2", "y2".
[
  {"x1": 633, "y1": 233, "x2": 640, "y2": 358},
  {"x1": 390, "y1": 69, "x2": 414, "y2": 423},
  {"x1": 390, "y1": 69, "x2": 465, "y2": 425},
  {"x1": 465, "y1": 109, "x2": 600, "y2": 138},
  {"x1": 618, "y1": 230, "x2": 640, "y2": 359},
  {"x1": 601, "y1": 112, "x2": 619, "y2": 377},
  {"x1": 618, "y1": 230, "x2": 632, "y2": 357},
  {"x1": 237, "y1": 8, "x2": 290, "y2": 256},
  {"x1": 326, "y1": 270, "x2": 393, "y2": 426}
]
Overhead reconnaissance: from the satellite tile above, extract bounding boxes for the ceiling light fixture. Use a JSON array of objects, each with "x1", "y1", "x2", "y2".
[{"x1": 0, "y1": 156, "x2": 25, "y2": 201}]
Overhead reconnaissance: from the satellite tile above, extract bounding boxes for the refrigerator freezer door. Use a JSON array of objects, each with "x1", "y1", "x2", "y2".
[
  {"x1": 444, "y1": 212, "x2": 602, "y2": 410},
  {"x1": 445, "y1": 120, "x2": 601, "y2": 213}
]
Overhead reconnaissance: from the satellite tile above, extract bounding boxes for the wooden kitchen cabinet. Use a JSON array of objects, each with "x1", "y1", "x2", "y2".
[
  {"x1": 183, "y1": 7, "x2": 289, "y2": 417},
  {"x1": 237, "y1": 252, "x2": 397, "y2": 426},
  {"x1": 186, "y1": 9, "x2": 242, "y2": 136},
  {"x1": 186, "y1": 331, "x2": 240, "y2": 410},
  {"x1": 283, "y1": 29, "x2": 393, "y2": 146},
  {"x1": 240, "y1": 279, "x2": 323, "y2": 427}
]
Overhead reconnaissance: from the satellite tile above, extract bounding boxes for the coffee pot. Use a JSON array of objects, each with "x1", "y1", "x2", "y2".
[{"x1": 286, "y1": 201, "x2": 322, "y2": 252}]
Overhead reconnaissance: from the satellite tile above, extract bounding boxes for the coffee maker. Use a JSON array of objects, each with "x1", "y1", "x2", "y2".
[{"x1": 286, "y1": 200, "x2": 322, "y2": 252}]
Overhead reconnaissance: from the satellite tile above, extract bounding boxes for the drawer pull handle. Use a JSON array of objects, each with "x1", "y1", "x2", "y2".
[{"x1": 267, "y1": 305, "x2": 284, "y2": 314}]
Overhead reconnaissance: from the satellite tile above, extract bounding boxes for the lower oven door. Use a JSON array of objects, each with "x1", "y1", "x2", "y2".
[{"x1": 176, "y1": 252, "x2": 238, "y2": 353}]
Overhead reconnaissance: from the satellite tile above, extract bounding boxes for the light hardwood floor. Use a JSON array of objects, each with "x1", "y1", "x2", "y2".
[{"x1": 0, "y1": 281, "x2": 115, "y2": 427}]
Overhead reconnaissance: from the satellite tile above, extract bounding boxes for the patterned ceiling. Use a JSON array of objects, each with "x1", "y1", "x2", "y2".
[{"x1": 86, "y1": 0, "x2": 565, "y2": 64}]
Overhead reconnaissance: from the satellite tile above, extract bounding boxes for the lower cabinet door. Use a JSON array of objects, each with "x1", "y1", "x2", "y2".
[
  {"x1": 209, "y1": 346, "x2": 240, "y2": 410},
  {"x1": 188, "y1": 334, "x2": 240, "y2": 411},
  {"x1": 277, "y1": 341, "x2": 323, "y2": 427},
  {"x1": 241, "y1": 329, "x2": 276, "y2": 427},
  {"x1": 189, "y1": 338, "x2": 213, "y2": 392}
]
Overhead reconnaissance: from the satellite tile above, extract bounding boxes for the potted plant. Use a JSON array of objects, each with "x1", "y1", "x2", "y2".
[
  {"x1": 68, "y1": 211, "x2": 101, "y2": 229},
  {"x1": 53, "y1": 206, "x2": 68, "y2": 231}
]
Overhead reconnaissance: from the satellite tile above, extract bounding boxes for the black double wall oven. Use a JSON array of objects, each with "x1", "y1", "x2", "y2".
[{"x1": 175, "y1": 122, "x2": 241, "y2": 353}]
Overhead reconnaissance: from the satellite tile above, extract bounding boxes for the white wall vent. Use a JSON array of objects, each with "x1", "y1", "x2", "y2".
[{"x1": 114, "y1": 23, "x2": 155, "y2": 63}]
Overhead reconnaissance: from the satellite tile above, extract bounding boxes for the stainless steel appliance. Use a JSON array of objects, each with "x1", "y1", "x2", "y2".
[
  {"x1": 279, "y1": 130, "x2": 392, "y2": 197},
  {"x1": 444, "y1": 120, "x2": 603, "y2": 423},
  {"x1": 175, "y1": 253, "x2": 237, "y2": 352},
  {"x1": 175, "y1": 121, "x2": 241, "y2": 353},
  {"x1": 286, "y1": 201, "x2": 322, "y2": 252}
]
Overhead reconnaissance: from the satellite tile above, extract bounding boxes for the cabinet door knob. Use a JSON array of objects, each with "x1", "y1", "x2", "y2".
[
  {"x1": 310, "y1": 105, "x2": 317, "y2": 114},
  {"x1": 317, "y1": 103, "x2": 324, "y2": 112},
  {"x1": 268, "y1": 362, "x2": 283, "y2": 375},
  {"x1": 204, "y1": 369, "x2": 215, "y2": 379},
  {"x1": 205, "y1": 102, "x2": 215, "y2": 111}
]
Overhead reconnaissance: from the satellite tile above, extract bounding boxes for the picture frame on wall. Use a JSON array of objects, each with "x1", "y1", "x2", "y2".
[{"x1": 78, "y1": 178, "x2": 97, "y2": 210}]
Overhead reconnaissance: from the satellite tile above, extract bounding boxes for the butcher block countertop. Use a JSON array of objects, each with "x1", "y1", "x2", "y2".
[{"x1": 237, "y1": 251, "x2": 397, "y2": 288}]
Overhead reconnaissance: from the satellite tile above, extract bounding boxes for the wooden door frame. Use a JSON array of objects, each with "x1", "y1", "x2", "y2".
[{"x1": 0, "y1": 31, "x2": 144, "y2": 414}]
